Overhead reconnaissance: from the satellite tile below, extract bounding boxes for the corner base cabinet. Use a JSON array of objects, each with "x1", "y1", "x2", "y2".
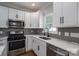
[
  {"x1": 25, "y1": 35, "x2": 32, "y2": 51},
  {"x1": 32, "y1": 36, "x2": 46, "y2": 56}
]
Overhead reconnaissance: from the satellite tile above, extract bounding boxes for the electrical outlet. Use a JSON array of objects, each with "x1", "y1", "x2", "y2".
[
  {"x1": 58, "y1": 32, "x2": 61, "y2": 35},
  {"x1": 31, "y1": 30, "x2": 33, "y2": 32},
  {"x1": 0, "y1": 31, "x2": 3, "y2": 34},
  {"x1": 65, "y1": 32, "x2": 69, "y2": 36},
  {"x1": 38, "y1": 30, "x2": 39, "y2": 32}
]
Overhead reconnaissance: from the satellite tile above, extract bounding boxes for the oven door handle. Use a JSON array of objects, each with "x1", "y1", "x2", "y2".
[{"x1": 8, "y1": 39, "x2": 25, "y2": 42}]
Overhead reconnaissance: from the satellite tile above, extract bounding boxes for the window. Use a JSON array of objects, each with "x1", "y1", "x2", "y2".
[{"x1": 45, "y1": 13, "x2": 53, "y2": 29}]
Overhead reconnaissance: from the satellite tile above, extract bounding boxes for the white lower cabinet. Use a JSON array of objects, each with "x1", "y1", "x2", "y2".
[
  {"x1": 26, "y1": 36, "x2": 32, "y2": 51},
  {"x1": 38, "y1": 39, "x2": 46, "y2": 56},
  {"x1": 32, "y1": 37, "x2": 46, "y2": 56},
  {"x1": 26, "y1": 36, "x2": 46, "y2": 56},
  {"x1": 32, "y1": 38, "x2": 38, "y2": 55}
]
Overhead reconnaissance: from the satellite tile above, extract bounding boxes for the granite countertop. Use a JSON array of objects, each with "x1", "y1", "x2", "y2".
[{"x1": 32, "y1": 35, "x2": 79, "y2": 55}]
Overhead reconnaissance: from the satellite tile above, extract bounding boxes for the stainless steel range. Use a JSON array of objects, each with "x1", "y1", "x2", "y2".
[
  {"x1": 8, "y1": 19, "x2": 26, "y2": 55},
  {"x1": 8, "y1": 33, "x2": 26, "y2": 51}
]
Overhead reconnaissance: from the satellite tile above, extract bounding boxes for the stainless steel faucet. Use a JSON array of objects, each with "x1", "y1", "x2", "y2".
[{"x1": 43, "y1": 28, "x2": 49, "y2": 37}]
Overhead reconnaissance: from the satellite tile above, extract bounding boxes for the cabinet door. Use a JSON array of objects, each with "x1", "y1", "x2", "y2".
[
  {"x1": 30, "y1": 12, "x2": 36, "y2": 28},
  {"x1": 38, "y1": 40, "x2": 46, "y2": 56},
  {"x1": 9, "y1": 8, "x2": 18, "y2": 20},
  {"x1": 18, "y1": 10, "x2": 25, "y2": 21},
  {"x1": 53, "y1": 2, "x2": 63, "y2": 27},
  {"x1": 77, "y1": 3, "x2": 79, "y2": 26},
  {"x1": 39, "y1": 12, "x2": 44, "y2": 28},
  {"x1": 30, "y1": 12, "x2": 39, "y2": 28},
  {"x1": 62, "y1": 2, "x2": 77, "y2": 27},
  {"x1": 25, "y1": 12, "x2": 31, "y2": 28},
  {"x1": 34, "y1": 12, "x2": 39, "y2": 28},
  {"x1": 27, "y1": 36, "x2": 32, "y2": 51},
  {"x1": 32, "y1": 38, "x2": 38, "y2": 55},
  {"x1": 0, "y1": 6, "x2": 8, "y2": 28}
]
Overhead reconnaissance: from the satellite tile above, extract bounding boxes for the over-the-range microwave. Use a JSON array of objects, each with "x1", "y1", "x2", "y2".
[{"x1": 8, "y1": 19, "x2": 25, "y2": 28}]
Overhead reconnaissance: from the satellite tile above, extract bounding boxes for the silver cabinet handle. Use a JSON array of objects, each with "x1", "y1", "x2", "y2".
[
  {"x1": 16, "y1": 14, "x2": 18, "y2": 18},
  {"x1": 38, "y1": 24, "x2": 39, "y2": 27},
  {"x1": 62, "y1": 17, "x2": 64, "y2": 23},
  {"x1": 33, "y1": 39, "x2": 34, "y2": 43},
  {"x1": 38, "y1": 45, "x2": 40, "y2": 51},
  {"x1": 30, "y1": 24, "x2": 31, "y2": 27},
  {"x1": 60, "y1": 17, "x2": 62, "y2": 24}
]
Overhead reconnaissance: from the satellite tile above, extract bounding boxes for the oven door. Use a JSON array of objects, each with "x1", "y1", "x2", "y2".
[{"x1": 8, "y1": 40, "x2": 25, "y2": 51}]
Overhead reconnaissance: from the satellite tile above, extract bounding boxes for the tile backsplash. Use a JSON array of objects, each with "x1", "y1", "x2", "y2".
[
  {"x1": 1, "y1": 27, "x2": 79, "y2": 44},
  {"x1": 0, "y1": 28, "x2": 43, "y2": 37},
  {"x1": 56, "y1": 27, "x2": 79, "y2": 43}
]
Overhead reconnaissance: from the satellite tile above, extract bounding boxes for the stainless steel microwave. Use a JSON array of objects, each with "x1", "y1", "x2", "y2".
[{"x1": 8, "y1": 19, "x2": 25, "y2": 28}]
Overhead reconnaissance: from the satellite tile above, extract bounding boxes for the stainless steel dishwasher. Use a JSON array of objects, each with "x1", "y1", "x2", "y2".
[{"x1": 47, "y1": 43, "x2": 69, "y2": 56}]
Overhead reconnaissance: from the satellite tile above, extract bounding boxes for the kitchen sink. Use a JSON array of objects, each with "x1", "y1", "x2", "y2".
[{"x1": 39, "y1": 37, "x2": 51, "y2": 40}]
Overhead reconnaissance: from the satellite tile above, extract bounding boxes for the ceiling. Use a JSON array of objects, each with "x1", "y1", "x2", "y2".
[{"x1": 0, "y1": 2, "x2": 53, "y2": 12}]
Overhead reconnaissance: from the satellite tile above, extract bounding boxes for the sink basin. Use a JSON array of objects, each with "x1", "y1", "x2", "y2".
[{"x1": 39, "y1": 37, "x2": 51, "y2": 40}]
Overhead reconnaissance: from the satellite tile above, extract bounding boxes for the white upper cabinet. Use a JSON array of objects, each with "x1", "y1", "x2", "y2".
[
  {"x1": 30, "y1": 11, "x2": 39, "y2": 28},
  {"x1": 53, "y1": 2, "x2": 77, "y2": 27},
  {"x1": 0, "y1": 6, "x2": 8, "y2": 28},
  {"x1": 78, "y1": 3, "x2": 79, "y2": 26},
  {"x1": 25, "y1": 11, "x2": 40, "y2": 28},
  {"x1": 39, "y1": 12, "x2": 44, "y2": 28},
  {"x1": 32, "y1": 37, "x2": 39, "y2": 55},
  {"x1": 9, "y1": 8, "x2": 25, "y2": 21},
  {"x1": 25, "y1": 12, "x2": 31, "y2": 28},
  {"x1": 53, "y1": 2, "x2": 63, "y2": 27},
  {"x1": 18, "y1": 10, "x2": 25, "y2": 21},
  {"x1": 9, "y1": 8, "x2": 18, "y2": 20},
  {"x1": 62, "y1": 2, "x2": 77, "y2": 27},
  {"x1": 9, "y1": 7, "x2": 43, "y2": 28}
]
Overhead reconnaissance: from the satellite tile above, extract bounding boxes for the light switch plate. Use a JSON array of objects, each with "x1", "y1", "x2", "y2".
[{"x1": 65, "y1": 32, "x2": 69, "y2": 36}]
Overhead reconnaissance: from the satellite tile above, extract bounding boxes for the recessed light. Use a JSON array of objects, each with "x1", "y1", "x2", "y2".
[{"x1": 32, "y1": 3, "x2": 35, "y2": 7}]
